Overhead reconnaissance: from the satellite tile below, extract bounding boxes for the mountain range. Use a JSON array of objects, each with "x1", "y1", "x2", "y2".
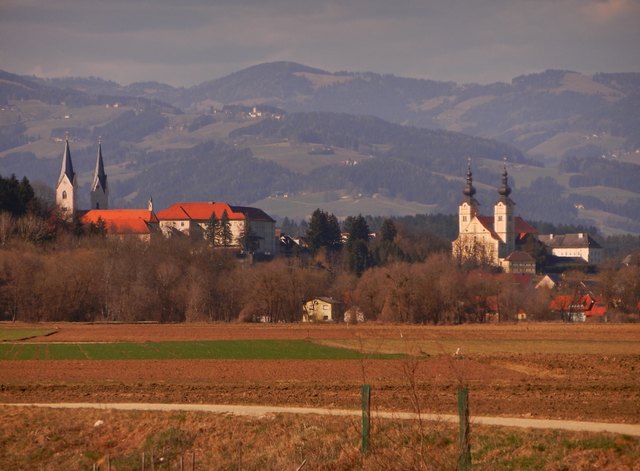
[{"x1": 1, "y1": 62, "x2": 639, "y2": 233}]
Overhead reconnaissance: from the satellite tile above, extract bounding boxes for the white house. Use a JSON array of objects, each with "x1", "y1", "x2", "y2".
[
  {"x1": 156, "y1": 202, "x2": 276, "y2": 255},
  {"x1": 303, "y1": 297, "x2": 342, "y2": 322},
  {"x1": 538, "y1": 233, "x2": 602, "y2": 264}
]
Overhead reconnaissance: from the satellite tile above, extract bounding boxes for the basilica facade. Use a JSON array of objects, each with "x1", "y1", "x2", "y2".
[{"x1": 452, "y1": 162, "x2": 537, "y2": 271}]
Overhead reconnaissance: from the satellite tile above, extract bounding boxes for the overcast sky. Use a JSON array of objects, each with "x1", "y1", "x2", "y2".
[{"x1": 1, "y1": 0, "x2": 639, "y2": 87}]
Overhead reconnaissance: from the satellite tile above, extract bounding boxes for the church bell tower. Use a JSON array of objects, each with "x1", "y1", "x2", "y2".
[
  {"x1": 494, "y1": 162, "x2": 515, "y2": 255},
  {"x1": 90, "y1": 138, "x2": 109, "y2": 209},
  {"x1": 459, "y1": 160, "x2": 479, "y2": 232},
  {"x1": 56, "y1": 136, "x2": 77, "y2": 220}
]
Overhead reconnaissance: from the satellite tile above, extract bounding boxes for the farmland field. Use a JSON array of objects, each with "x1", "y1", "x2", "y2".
[
  {"x1": 0, "y1": 328, "x2": 56, "y2": 342},
  {"x1": 0, "y1": 339, "x2": 401, "y2": 361},
  {"x1": 1, "y1": 322, "x2": 639, "y2": 423},
  {"x1": 1, "y1": 322, "x2": 639, "y2": 469}
]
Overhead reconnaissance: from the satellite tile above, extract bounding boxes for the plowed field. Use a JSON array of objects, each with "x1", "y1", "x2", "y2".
[{"x1": 1, "y1": 322, "x2": 639, "y2": 423}]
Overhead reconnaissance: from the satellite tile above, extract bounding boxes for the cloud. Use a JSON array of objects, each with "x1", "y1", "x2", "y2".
[{"x1": 583, "y1": 0, "x2": 639, "y2": 23}]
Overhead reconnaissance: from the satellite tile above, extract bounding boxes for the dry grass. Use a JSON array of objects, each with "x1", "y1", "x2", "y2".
[
  {"x1": 1, "y1": 320, "x2": 639, "y2": 465},
  {"x1": 1, "y1": 406, "x2": 638, "y2": 470}
]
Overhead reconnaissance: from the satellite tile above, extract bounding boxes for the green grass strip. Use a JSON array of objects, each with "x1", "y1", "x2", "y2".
[{"x1": 0, "y1": 340, "x2": 403, "y2": 361}]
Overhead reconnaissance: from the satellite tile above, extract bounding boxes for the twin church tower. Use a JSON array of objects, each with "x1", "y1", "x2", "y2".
[
  {"x1": 56, "y1": 137, "x2": 109, "y2": 219},
  {"x1": 452, "y1": 160, "x2": 532, "y2": 267}
]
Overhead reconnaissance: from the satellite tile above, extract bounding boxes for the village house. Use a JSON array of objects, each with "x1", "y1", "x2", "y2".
[
  {"x1": 550, "y1": 292, "x2": 608, "y2": 322},
  {"x1": 81, "y1": 208, "x2": 159, "y2": 242},
  {"x1": 538, "y1": 233, "x2": 603, "y2": 265},
  {"x1": 302, "y1": 297, "x2": 343, "y2": 322},
  {"x1": 535, "y1": 274, "x2": 561, "y2": 291},
  {"x1": 156, "y1": 202, "x2": 275, "y2": 255},
  {"x1": 501, "y1": 250, "x2": 536, "y2": 274}
]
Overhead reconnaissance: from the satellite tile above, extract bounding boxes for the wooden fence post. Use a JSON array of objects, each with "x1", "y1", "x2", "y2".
[
  {"x1": 457, "y1": 386, "x2": 471, "y2": 471},
  {"x1": 361, "y1": 384, "x2": 371, "y2": 454}
]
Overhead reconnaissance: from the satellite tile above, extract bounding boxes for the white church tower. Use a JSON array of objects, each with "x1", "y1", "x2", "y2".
[
  {"x1": 494, "y1": 162, "x2": 515, "y2": 256},
  {"x1": 90, "y1": 139, "x2": 109, "y2": 209},
  {"x1": 56, "y1": 137, "x2": 77, "y2": 220}
]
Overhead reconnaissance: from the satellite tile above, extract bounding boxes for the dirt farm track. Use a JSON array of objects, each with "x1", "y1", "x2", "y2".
[{"x1": 1, "y1": 322, "x2": 639, "y2": 424}]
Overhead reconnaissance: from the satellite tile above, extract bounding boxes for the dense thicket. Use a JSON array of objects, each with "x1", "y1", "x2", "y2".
[
  {"x1": 1, "y1": 196, "x2": 638, "y2": 323},
  {"x1": 0, "y1": 237, "x2": 554, "y2": 324}
]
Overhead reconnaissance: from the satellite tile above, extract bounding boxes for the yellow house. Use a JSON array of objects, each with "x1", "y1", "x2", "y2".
[{"x1": 302, "y1": 297, "x2": 342, "y2": 322}]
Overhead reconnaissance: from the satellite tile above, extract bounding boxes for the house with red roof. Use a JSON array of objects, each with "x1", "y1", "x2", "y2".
[
  {"x1": 54, "y1": 140, "x2": 276, "y2": 253},
  {"x1": 156, "y1": 202, "x2": 275, "y2": 255},
  {"x1": 81, "y1": 208, "x2": 159, "y2": 242},
  {"x1": 549, "y1": 291, "x2": 608, "y2": 322},
  {"x1": 452, "y1": 161, "x2": 537, "y2": 268}
]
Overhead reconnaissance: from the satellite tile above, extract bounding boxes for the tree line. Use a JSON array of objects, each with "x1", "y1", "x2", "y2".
[
  {"x1": 0, "y1": 234, "x2": 553, "y2": 324},
  {"x1": 1, "y1": 176, "x2": 639, "y2": 323}
]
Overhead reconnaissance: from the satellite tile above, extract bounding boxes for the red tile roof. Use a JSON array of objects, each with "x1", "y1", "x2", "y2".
[
  {"x1": 80, "y1": 210, "x2": 155, "y2": 235},
  {"x1": 156, "y1": 202, "x2": 246, "y2": 221},
  {"x1": 82, "y1": 209, "x2": 158, "y2": 223},
  {"x1": 586, "y1": 302, "x2": 608, "y2": 317},
  {"x1": 505, "y1": 251, "x2": 534, "y2": 262},
  {"x1": 103, "y1": 219, "x2": 152, "y2": 235},
  {"x1": 476, "y1": 216, "x2": 501, "y2": 240},
  {"x1": 549, "y1": 295, "x2": 574, "y2": 311},
  {"x1": 514, "y1": 217, "x2": 537, "y2": 237},
  {"x1": 476, "y1": 216, "x2": 537, "y2": 242}
]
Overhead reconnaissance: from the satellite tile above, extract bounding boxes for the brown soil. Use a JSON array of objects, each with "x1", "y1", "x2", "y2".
[
  {"x1": 16, "y1": 321, "x2": 640, "y2": 342},
  {"x1": 1, "y1": 322, "x2": 639, "y2": 424}
]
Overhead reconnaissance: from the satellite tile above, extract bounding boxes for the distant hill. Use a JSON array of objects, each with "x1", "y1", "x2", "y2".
[
  {"x1": 17, "y1": 63, "x2": 640, "y2": 162},
  {"x1": 1, "y1": 63, "x2": 640, "y2": 233},
  {"x1": 153, "y1": 62, "x2": 640, "y2": 163}
]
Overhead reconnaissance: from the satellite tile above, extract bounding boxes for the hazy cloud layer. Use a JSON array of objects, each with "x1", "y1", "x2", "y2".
[{"x1": 1, "y1": 0, "x2": 639, "y2": 86}]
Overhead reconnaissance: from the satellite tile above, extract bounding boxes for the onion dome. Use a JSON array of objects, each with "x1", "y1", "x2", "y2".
[
  {"x1": 498, "y1": 162, "x2": 512, "y2": 198},
  {"x1": 463, "y1": 160, "x2": 476, "y2": 199}
]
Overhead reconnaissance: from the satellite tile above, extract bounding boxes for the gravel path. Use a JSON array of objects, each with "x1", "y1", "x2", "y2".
[{"x1": 4, "y1": 402, "x2": 640, "y2": 437}]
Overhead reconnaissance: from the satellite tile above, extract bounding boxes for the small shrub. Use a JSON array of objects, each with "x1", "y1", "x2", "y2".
[{"x1": 145, "y1": 427, "x2": 195, "y2": 463}]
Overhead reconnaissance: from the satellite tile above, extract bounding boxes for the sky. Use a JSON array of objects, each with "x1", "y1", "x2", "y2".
[{"x1": 1, "y1": 0, "x2": 639, "y2": 87}]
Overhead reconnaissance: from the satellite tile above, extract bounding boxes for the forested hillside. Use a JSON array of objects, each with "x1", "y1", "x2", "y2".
[{"x1": 1, "y1": 63, "x2": 640, "y2": 232}]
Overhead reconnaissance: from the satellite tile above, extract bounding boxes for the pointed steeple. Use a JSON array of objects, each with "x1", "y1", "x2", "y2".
[
  {"x1": 92, "y1": 138, "x2": 107, "y2": 193},
  {"x1": 58, "y1": 136, "x2": 75, "y2": 186},
  {"x1": 90, "y1": 137, "x2": 109, "y2": 210}
]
